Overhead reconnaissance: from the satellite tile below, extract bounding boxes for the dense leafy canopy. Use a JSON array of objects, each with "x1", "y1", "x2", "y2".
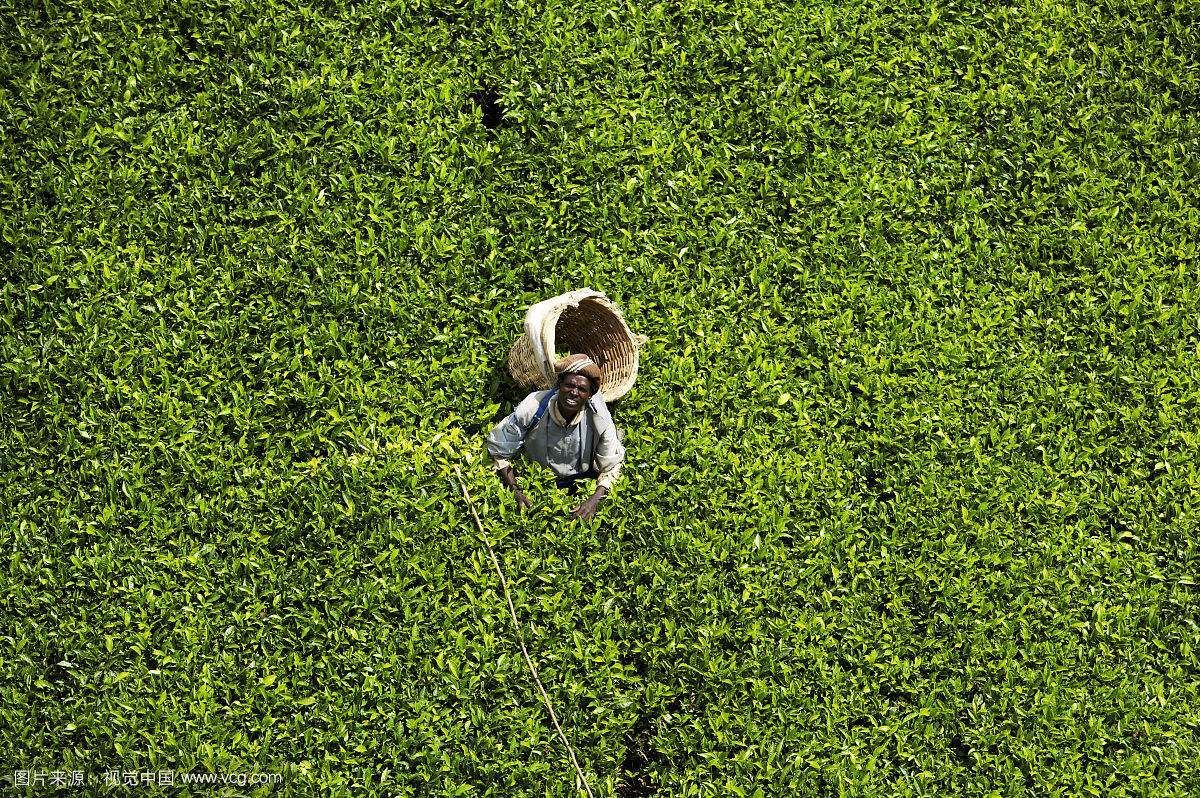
[{"x1": 2, "y1": 0, "x2": 1198, "y2": 795}]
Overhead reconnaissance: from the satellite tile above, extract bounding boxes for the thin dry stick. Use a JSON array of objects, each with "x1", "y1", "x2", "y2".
[{"x1": 453, "y1": 468, "x2": 595, "y2": 798}]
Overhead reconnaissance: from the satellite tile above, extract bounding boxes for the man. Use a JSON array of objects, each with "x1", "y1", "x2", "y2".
[{"x1": 486, "y1": 354, "x2": 625, "y2": 520}]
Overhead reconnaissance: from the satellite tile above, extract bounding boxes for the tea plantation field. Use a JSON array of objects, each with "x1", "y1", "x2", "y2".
[{"x1": 3, "y1": 0, "x2": 1199, "y2": 795}]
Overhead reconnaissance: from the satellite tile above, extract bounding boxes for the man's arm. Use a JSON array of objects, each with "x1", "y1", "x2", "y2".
[
  {"x1": 485, "y1": 392, "x2": 543, "y2": 511},
  {"x1": 496, "y1": 464, "x2": 532, "y2": 510},
  {"x1": 571, "y1": 422, "x2": 624, "y2": 521}
]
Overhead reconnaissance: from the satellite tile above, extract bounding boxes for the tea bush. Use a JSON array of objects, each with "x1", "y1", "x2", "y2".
[{"x1": 2, "y1": 0, "x2": 1198, "y2": 795}]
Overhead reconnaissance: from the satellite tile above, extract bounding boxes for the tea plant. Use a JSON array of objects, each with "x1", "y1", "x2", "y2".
[{"x1": 1, "y1": 0, "x2": 1197, "y2": 795}]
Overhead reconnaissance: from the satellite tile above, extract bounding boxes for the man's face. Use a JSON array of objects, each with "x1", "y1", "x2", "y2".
[{"x1": 557, "y1": 374, "x2": 594, "y2": 414}]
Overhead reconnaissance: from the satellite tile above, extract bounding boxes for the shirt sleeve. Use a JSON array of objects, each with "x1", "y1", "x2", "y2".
[
  {"x1": 596, "y1": 460, "x2": 623, "y2": 490},
  {"x1": 485, "y1": 392, "x2": 544, "y2": 468},
  {"x1": 593, "y1": 416, "x2": 626, "y2": 490}
]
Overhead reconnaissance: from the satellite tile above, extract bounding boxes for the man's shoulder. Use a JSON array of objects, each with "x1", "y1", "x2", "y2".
[
  {"x1": 514, "y1": 389, "x2": 554, "y2": 419},
  {"x1": 527, "y1": 388, "x2": 555, "y2": 406},
  {"x1": 587, "y1": 392, "x2": 612, "y2": 420}
]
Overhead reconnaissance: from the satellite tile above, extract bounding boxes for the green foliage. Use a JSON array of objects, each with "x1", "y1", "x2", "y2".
[{"x1": 2, "y1": 0, "x2": 1198, "y2": 795}]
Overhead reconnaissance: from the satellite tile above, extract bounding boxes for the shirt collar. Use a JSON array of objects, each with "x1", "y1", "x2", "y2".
[{"x1": 548, "y1": 394, "x2": 585, "y2": 426}]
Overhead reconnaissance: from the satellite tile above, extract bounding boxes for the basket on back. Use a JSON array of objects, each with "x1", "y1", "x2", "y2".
[{"x1": 507, "y1": 289, "x2": 646, "y2": 402}]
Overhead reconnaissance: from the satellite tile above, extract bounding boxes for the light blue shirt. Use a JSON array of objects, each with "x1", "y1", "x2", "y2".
[{"x1": 486, "y1": 390, "x2": 625, "y2": 488}]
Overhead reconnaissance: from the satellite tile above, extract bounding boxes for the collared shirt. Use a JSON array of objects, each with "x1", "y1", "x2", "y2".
[
  {"x1": 486, "y1": 390, "x2": 625, "y2": 490},
  {"x1": 547, "y1": 397, "x2": 584, "y2": 428}
]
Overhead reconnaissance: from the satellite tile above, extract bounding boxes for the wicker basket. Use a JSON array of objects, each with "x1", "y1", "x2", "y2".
[{"x1": 507, "y1": 289, "x2": 647, "y2": 402}]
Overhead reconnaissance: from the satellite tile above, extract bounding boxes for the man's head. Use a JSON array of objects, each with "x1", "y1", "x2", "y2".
[
  {"x1": 555, "y1": 354, "x2": 602, "y2": 395},
  {"x1": 556, "y1": 372, "x2": 595, "y2": 418}
]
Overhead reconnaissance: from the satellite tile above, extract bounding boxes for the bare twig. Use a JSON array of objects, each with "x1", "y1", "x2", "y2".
[{"x1": 453, "y1": 467, "x2": 595, "y2": 798}]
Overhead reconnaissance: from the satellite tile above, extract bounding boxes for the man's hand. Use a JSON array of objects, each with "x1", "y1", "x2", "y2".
[
  {"x1": 570, "y1": 487, "x2": 607, "y2": 521},
  {"x1": 497, "y1": 466, "x2": 532, "y2": 512}
]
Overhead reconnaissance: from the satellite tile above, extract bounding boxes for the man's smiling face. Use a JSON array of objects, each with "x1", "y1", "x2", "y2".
[{"x1": 556, "y1": 373, "x2": 594, "y2": 417}]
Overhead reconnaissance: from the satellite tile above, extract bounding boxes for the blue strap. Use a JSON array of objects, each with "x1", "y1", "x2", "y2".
[
  {"x1": 523, "y1": 388, "x2": 592, "y2": 477},
  {"x1": 522, "y1": 389, "x2": 557, "y2": 437}
]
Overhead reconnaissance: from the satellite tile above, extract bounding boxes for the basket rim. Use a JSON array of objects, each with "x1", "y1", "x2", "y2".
[{"x1": 508, "y1": 289, "x2": 644, "y2": 402}]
